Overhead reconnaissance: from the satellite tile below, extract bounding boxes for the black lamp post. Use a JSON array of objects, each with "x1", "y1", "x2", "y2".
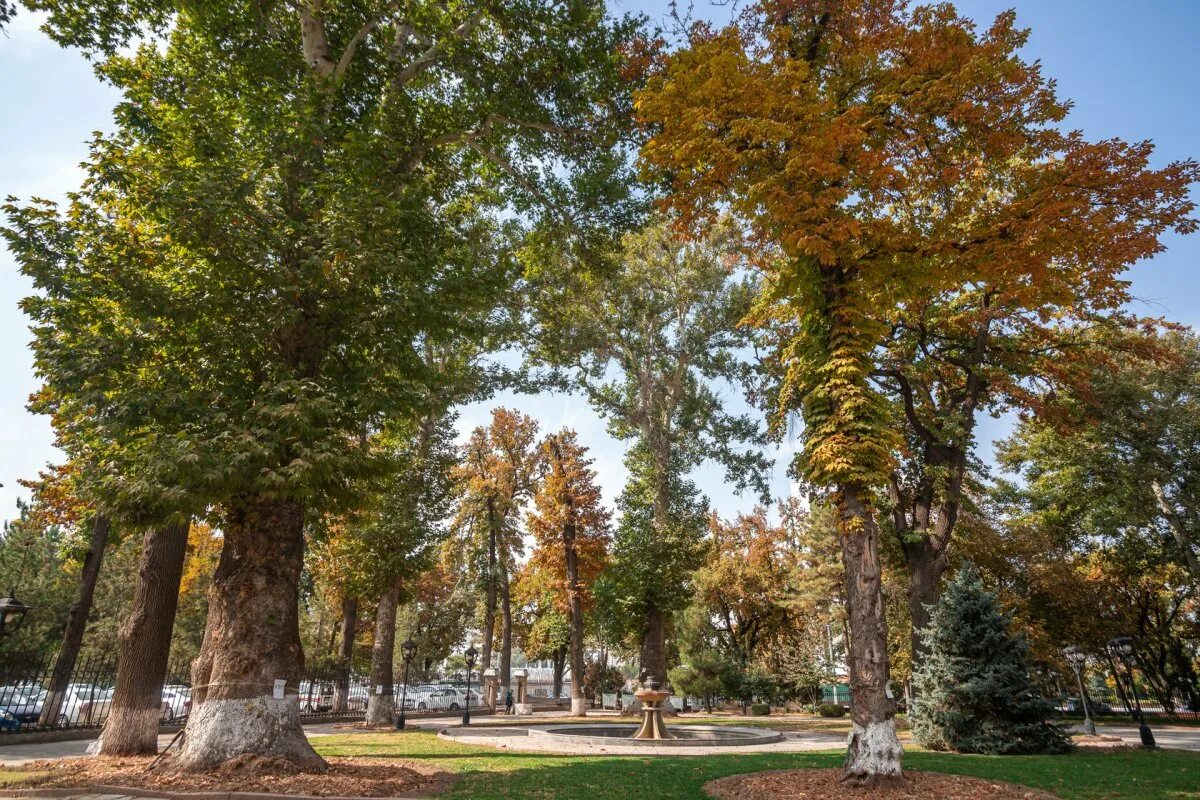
[
  {"x1": 396, "y1": 638, "x2": 416, "y2": 730},
  {"x1": 1109, "y1": 635, "x2": 1156, "y2": 748},
  {"x1": 0, "y1": 590, "x2": 30, "y2": 637},
  {"x1": 1063, "y1": 646, "x2": 1096, "y2": 736},
  {"x1": 462, "y1": 645, "x2": 477, "y2": 726}
]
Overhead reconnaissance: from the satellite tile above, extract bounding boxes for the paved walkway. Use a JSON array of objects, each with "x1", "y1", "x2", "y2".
[{"x1": 1073, "y1": 723, "x2": 1200, "y2": 752}]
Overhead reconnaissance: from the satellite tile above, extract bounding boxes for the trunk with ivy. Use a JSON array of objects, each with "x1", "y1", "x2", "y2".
[
  {"x1": 365, "y1": 581, "x2": 400, "y2": 726},
  {"x1": 839, "y1": 486, "x2": 903, "y2": 784},
  {"x1": 174, "y1": 496, "x2": 322, "y2": 771},
  {"x1": 499, "y1": 576, "x2": 513, "y2": 699},
  {"x1": 100, "y1": 520, "x2": 190, "y2": 755},
  {"x1": 39, "y1": 515, "x2": 110, "y2": 728}
]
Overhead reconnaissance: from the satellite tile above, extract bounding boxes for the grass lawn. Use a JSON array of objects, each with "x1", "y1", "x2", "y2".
[
  {"x1": 315, "y1": 730, "x2": 1200, "y2": 800},
  {"x1": 0, "y1": 770, "x2": 47, "y2": 786}
]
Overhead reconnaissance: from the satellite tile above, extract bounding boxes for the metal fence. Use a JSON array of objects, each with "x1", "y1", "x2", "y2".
[
  {"x1": 0, "y1": 653, "x2": 370, "y2": 735},
  {"x1": 1060, "y1": 684, "x2": 1200, "y2": 722}
]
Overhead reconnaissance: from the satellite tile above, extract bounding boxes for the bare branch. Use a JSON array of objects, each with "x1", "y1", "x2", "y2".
[{"x1": 394, "y1": 10, "x2": 485, "y2": 86}]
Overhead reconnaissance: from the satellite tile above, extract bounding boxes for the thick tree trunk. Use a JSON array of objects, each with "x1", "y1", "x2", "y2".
[
  {"x1": 839, "y1": 486, "x2": 903, "y2": 785},
  {"x1": 332, "y1": 595, "x2": 358, "y2": 714},
  {"x1": 622, "y1": 604, "x2": 677, "y2": 717},
  {"x1": 499, "y1": 578, "x2": 512, "y2": 698},
  {"x1": 100, "y1": 520, "x2": 190, "y2": 755},
  {"x1": 173, "y1": 496, "x2": 322, "y2": 772},
  {"x1": 365, "y1": 582, "x2": 400, "y2": 726},
  {"x1": 904, "y1": 536, "x2": 947, "y2": 680},
  {"x1": 40, "y1": 515, "x2": 110, "y2": 728}
]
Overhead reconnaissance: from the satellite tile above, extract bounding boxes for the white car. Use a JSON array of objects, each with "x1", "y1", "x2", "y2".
[{"x1": 161, "y1": 686, "x2": 192, "y2": 720}]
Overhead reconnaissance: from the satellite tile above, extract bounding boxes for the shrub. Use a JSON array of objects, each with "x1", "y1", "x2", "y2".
[
  {"x1": 818, "y1": 703, "x2": 847, "y2": 718},
  {"x1": 749, "y1": 703, "x2": 771, "y2": 716}
]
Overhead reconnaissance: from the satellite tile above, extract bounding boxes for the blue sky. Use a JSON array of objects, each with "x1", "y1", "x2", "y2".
[{"x1": 1, "y1": 1, "x2": 1198, "y2": 523}]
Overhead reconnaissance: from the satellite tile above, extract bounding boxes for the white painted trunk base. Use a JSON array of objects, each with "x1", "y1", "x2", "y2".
[
  {"x1": 843, "y1": 719, "x2": 903, "y2": 781},
  {"x1": 365, "y1": 695, "x2": 396, "y2": 727},
  {"x1": 172, "y1": 695, "x2": 325, "y2": 771},
  {"x1": 570, "y1": 698, "x2": 588, "y2": 716}
]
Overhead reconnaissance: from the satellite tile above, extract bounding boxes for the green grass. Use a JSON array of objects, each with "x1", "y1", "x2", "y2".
[
  {"x1": 0, "y1": 770, "x2": 48, "y2": 785},
  {"x1": 315, "y1": 730, "x2": 1200, "y2": 800}
]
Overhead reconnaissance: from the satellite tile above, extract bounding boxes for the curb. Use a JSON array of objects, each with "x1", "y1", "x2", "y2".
[{"x1": 0, "y1": 786, "x2": 438, "y2": 800}]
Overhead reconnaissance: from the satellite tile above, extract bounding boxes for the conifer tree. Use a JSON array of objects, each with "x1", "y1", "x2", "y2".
[{"x1": 912, "y1": 565, "x2": 1069, "y2": 755}]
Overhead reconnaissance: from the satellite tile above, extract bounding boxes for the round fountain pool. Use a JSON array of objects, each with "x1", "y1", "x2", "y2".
[{"x1": 526, "y1": 723, "x2": 784, "y2": 747}]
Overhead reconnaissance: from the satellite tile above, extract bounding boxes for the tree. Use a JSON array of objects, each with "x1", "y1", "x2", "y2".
[
  {"x1": 6, "y1": 0, "x2": 640, "y2": 770},
  {"x1": 397, "y1": 561, "x2": 474, "y2": 682},
  {"x1": 99, "y1": 519, "x2": 190, "y2": 754},
  {"x1": 527, "y1": 217, "x2": 769, "y2": 687},
  {"x1": 912, "y1": 565, "x2": 1069, "y2": 755},
  {"x1": 688, "y1": 509, "x2": 791, "y2": 670},
  {"x1": 605, "y1": 444, "x2": 709, "y2": 698},
  {"x1": 450, "y1": 408, "x2": 541, "y2": 699},
  {"x1": 668, "y1": 650, "x2": 736, "y2": 712},
  {"x1": 636, "y1": 0, "x2": 1197, "y2": 781},
  {"x1": 526, "y1": 430, "x2": 610, "y2": 714}
]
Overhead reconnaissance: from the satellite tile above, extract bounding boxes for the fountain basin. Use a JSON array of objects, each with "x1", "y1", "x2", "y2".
[{"x1": 526, "y1": 723, "x2": 784, "y2": 747}]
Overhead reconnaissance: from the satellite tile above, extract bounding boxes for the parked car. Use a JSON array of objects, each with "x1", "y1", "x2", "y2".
[
  {"x1": 161, "y1": 686, "x2": 192, "y2": 721},
  {"x1": 0, "y1": 685, "x2": 46, "y2": 726}
]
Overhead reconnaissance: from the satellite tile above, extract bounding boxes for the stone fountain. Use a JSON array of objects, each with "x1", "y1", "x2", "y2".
[{"x1": 631, "y1": 676, "x2": 674, "y2": 740}]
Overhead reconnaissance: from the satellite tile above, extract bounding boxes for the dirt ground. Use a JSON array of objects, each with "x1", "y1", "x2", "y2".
[
  {"x1": 703, "y1": 768, "x2": 1058, "y2": 800},
  {"x1": 0, "y1": 755, "x2": 454, "y2": 798}
]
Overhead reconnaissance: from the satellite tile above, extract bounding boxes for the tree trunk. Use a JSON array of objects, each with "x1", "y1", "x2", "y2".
[
  {"x1": 622, "y1": 604, "x2": 677, "y2": 717},
  {"x1": 479, "y1": 504, "x2": 498, "y2": 676},
  {"x1": 563, "y1": 518, "x2": 588, "y2": 715},
  {"x1": 100, "y1": 520, "x2": 190, "y2": 755},
  {"x1": 904, "y1": 536, "x2": 946, "y2": 680},
  {"x1": 173, "y1": 496, "x2": 322, "y2": 772},
  {"x1": 499, "y1": 578, "x2": 512, "y2": 698},
  {"x1": 552, "y1": 645, "x2": 566, "y2": 702},
  {"x1": 332, "y1": 595, "x2": 358, "y2": 713},
  {"x1": 365, "y1": 582, "x2": 399, "y2": 726},
  {"x1": 838, "y1": 486, "x2": 903, "y2": 785},
  {"x1": 1151, "y1": 480, "x2": 1200, "y2": 589},
  {"x1": 40, "y1": 515, "x2": 111, "y2": 728}
]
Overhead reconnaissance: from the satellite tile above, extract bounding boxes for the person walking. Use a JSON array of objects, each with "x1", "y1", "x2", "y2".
[{"x1": 505, "y1": 688, "x2": 514, "y2": 715}]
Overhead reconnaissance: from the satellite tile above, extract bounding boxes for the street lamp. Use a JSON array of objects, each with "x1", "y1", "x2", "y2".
[
  {"x1": 1063, "y1": 646, "x2": 1096, "y2": 736},
  {"x1": 1109, "y1": 635, "x2": 1156, "y2": 748},
  {"x1": 396, "y1": 638, "x2": 416, "y2": 730},
  {"x1": 463, "y1": 645, "x2": 478, "y2": 726},
  {"x1": 0, "y1": 590, "x2": 30, "y2": 637}
]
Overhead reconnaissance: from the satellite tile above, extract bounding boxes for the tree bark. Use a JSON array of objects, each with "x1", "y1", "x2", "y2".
[
  {"x1": 1151, "y1": 480, "x2": 1200, "y2": 589},
  {"x1": 365, "y1": 581, "x2": 400, "y2": 726},
  {"x1": 552, "y1": 645, "x2": 566, "y2": 702},
  {"x1": 903, "y1": 535, "x2": 947, "y2": 679},
  {"x1": 499, "y1": 577, "x2": 512, "y2": 698},
  {"x1": 100, "y1": 520, "x2": 190, "y2": 755},
  {"x1": 839, "y1": 486, "x2": 903, "y2": 785},
  {"x1": 564, "y1": 520, "x2": 588, "y2": 716},
  {"x1": 40, "y1": 515, "x2": 111, "y2": 728},
  {"x1": 479, "y1": 501, "x2": 498, "y2": 676},
  {"x1": 173, "y1": 496, "x2": 322, "y2": 771},
  {"x1": 332, "y1": 595, "x2": 358, "y2": 713}
]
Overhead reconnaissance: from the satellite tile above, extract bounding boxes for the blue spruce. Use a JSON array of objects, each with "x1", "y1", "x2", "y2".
[{"x1": 912, "y1": 564, "x2": 1070, "y2": 754}]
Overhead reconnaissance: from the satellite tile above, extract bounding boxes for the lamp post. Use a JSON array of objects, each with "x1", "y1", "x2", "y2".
[
  {"x1": 0, "y1": 590, "x2": 30, "y2": 637},
  {"x1": 1109, "y1": 635, "x2": 1156, "y2": 748},
  {"x1": 462, "y1": 646, "x2": 477, "y2": 726},
  {"x1": 396, "y1": 638, "x2": 415, "y2": 730},
  {"x1": 1063, "y1": 646, "x2": 1096, "y2": 736}
]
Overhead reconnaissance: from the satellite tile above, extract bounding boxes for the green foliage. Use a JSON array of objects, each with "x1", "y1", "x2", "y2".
[
  {"x1": 748, "y1": 703, "x2": 770, "y2": 716},
  {"x1": 4, "y1": 0, "x2": 642, "y2": 524},
  {"x1": 818, "y1": 703, "x2": 847, "y2": 718},
  {"x1": 667, "y1": 649, "x2": 734, "y2": 710},
  {"x1": 581, "y1": 660, "x2": 624, "y2": 701},
  {"x1": 912, "y1": 565, "x2": 1070, "y2": 755}
]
